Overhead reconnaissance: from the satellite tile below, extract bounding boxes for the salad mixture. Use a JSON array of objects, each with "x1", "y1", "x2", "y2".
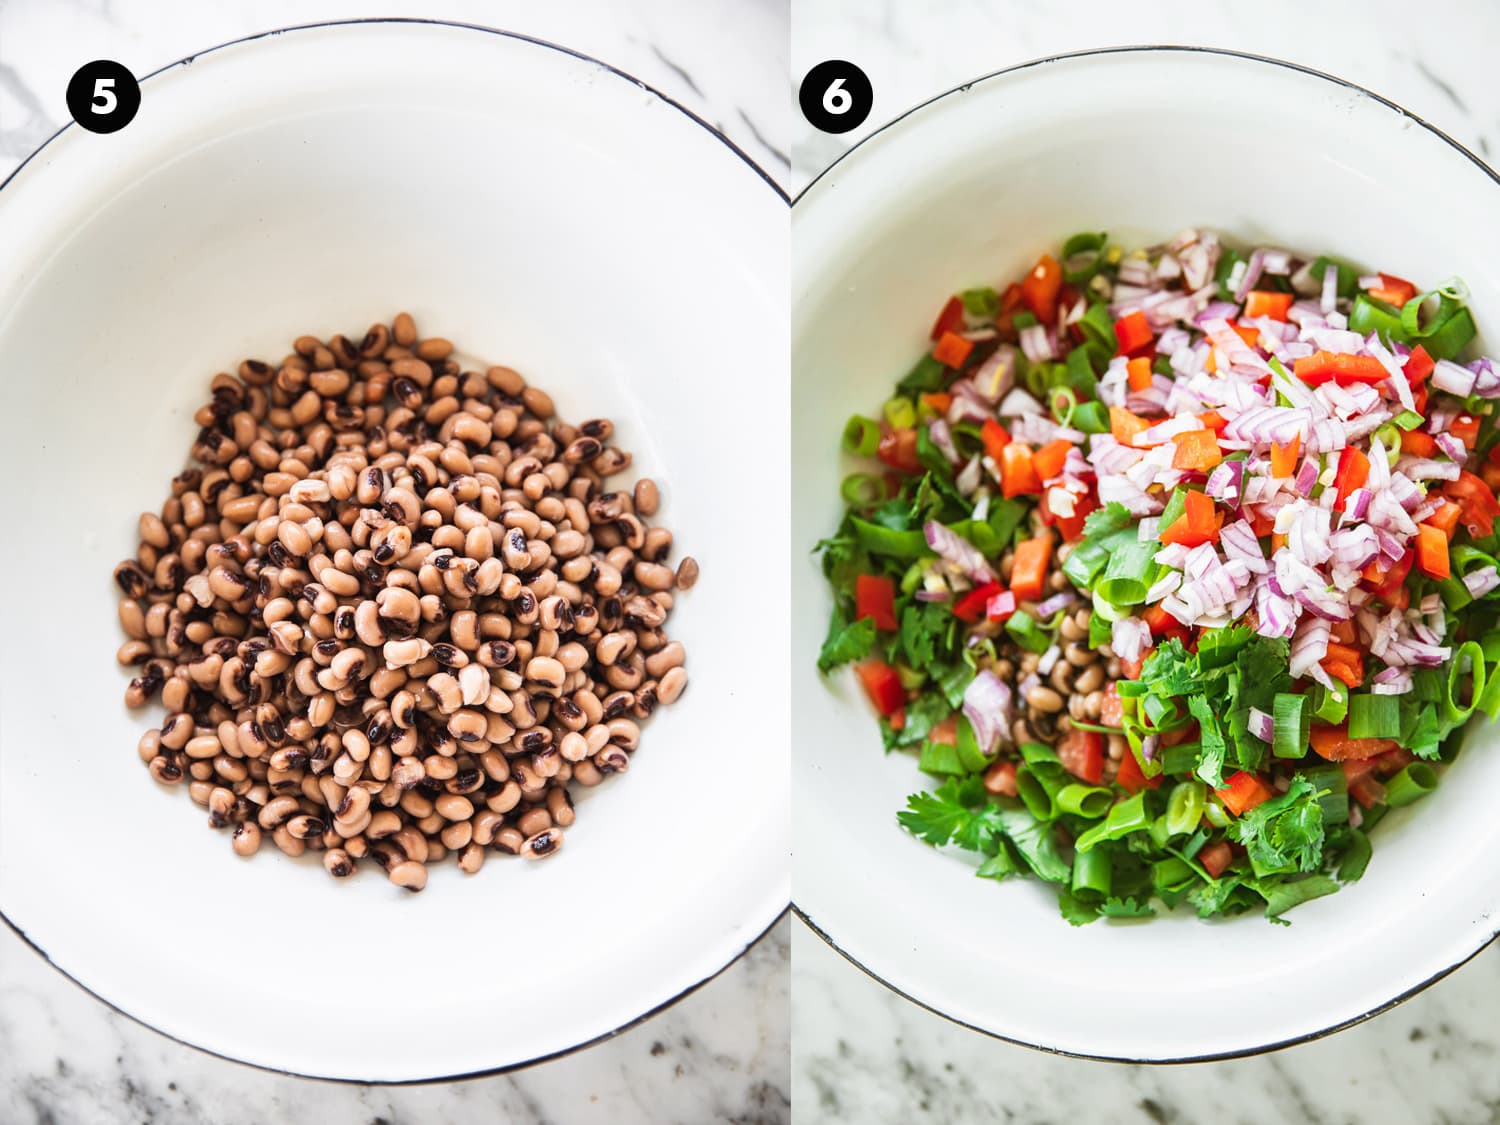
[{"x1": 817, "y1": 229, "x2": 1500, "y2": 923}]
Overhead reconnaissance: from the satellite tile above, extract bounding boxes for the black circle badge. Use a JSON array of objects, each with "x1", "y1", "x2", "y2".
[
  {"x1": 799, "y1": 60, "x2": 873, "y2": 135},
  {"x1": 66, "y1": 60, "x2": 141, "y2": 135}
]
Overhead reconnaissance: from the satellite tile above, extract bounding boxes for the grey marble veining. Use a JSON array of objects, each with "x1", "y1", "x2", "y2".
[
  {"x1": 791, "y1": 2, "x2": 1500, "y2": 1122},
  {"x1": 0, "y1": 1, "x2": 788, "y2": 1122}
]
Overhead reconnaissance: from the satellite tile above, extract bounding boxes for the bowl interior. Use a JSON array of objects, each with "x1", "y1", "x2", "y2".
[
  {"x1": 793, "y1": 48, "x2": 1500, "y2": 1060},
  {"x1": 0, "y1": 21, "x2": 788, "y2": 1080}
]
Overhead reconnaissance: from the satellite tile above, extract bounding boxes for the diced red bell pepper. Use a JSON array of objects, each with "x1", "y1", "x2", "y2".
[
  {"x1": 980, "y1": 418, "x2": 1011, "y2": 462},
  {"x1": 1126, "y1": 355, "x2": 1154, "y2": 392},
  {"x1": 930, "y1": 295, "x2": 965, "y2": 341},
  {"x1": 1244, "y1": 291, "x2": 1294, "y2": 321},
  {"x1": 933, "y1": 330, "x2": 973, "y2": 368},
  {"x1": 1309, "y1": 724, "x2": 1399, "y2": 761},
  {"x1": 855, "y1": 661, "x2": 905, "y2": 717},
  {"x1": 920, "y1": 391, "x2": 953, "y2": 415},
  {"x1": 1113, "y1": 310, "x2": 1153, "y2": 356},
  {"x1": 1415, "y1": 523, "x2": 1450, "y2": 579},
  {"x1": 1332, "y1": 446, "x2": 1370, "y2": 513},
  {"x1": 1033, "y1": 438, "x2": 1073, "y2": 481},
  {"x1": 952, "y1": 580, "x2": 1003, "y2": 624},
  {"x1": 1217, "y1": 771, "x2": 1273, "y2": 816},
  {"x1": 1400, "y1": 429, "x2": 1437, "y2": 458},
  {"x1": 1009, "y1": 534, "x2": 1053, "y2": 603},
  {"x1": 1368, "y1": 273, "x2": 1417, "y2": 308},
  {"x1": 854, "y1": 574, "x2": 898, "y2": 631},
  {"x1": 1159, "y1": 489, "x2": 1221, "y2": 548},
  {"x1": 1451, "y1": 413, "x2": 1481, "y2": 449},
  {"x1": 1445, "y1": 471, "x2": 1500, "y2": 538},
  {"x1": 1109, "y1": 405, "x2": 1151, "y2": 446},
  {"x1": 1171, "y1": 428, "x2": 1223, "y2": 473},
  {"x1": 1293, "y1": 351, "x2": 1392, "y2": 386},
  {"x1": 1000, "y1": 442, "x2": 1042, "y2": 498},
  {"x1": 1021, "y1": 254, "x2": 1063, "y2": 325},
  {"x1": 1270, "y1": 435, "x2": 1300, "y2": 479},
  {"x1": 1320, "y1": 641, "x2": 1364, "y2": 689},
  {"x1": 1403, "y1": 344, "x2": 1435, "y2": 386}
]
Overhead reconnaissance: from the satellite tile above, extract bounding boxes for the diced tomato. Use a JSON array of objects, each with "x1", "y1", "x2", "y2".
[
  {"x1": 1452, "y1": 414, "x2": 1481, "y2": 449},
  {"x1": 920, "y1": 391, "x2": 953, "y2": 415},
  {"x1": 933, "y1": 331, "x2": 974, "y2": 368},
  {"x1": 1126, "y1": 355, "x2": 1154, "y2": 392},
  {"x1": 1373, "y1": 746, "x2": 1416, "y2": 776},
  {"x1": 1293, "y1": 350, "x2": 1392, "y2": 386},
  {"x1": 1250, "y1": 511, "x2": 1276, "y2": 538},
  {"x1": 983, "y1": 760, "x2": 1019, "y2": 797},
  {"x1": 1099, "y1": 683, "x2": 1124, "y2": 728},
  {"x1": 1444, "y1": 471, "x2": 1500, "y2": 538},
  {"x1": 855, "y1": 661, "x2": 905, "y2": 717},
  {"x1": 1114, "y1": 751, "x2": 1162, "y2": 794},
  {"x1": 1332, "y1": 446, "x2": 1370, "y2": 513},
  {"x1": 1057, "y1": 728, "x2": 1104, "y2": 785},
  {"x1": 1330, "y1": 619, "x2": 1357, "y2": 646},
  {"x1": 1320, "y1": 641, "x2": 1364, "y2": 689},
  {"x1": 1142, "y1": 602, "x2": 1188, "y2": 643},
  {"x1": 1217, "y1": 771, "x2": 1273, "y2": 816},
  {"x1": 1368, "y1": 273, "x2": 1417, "y2": 308},
  {"x1": 1244, "y1": 290, "x2": 1294, "y2": 321},
  {"x1": 854, "y1": 574, "x2": 898, "y2": 631},
  {"x1": 1415, "y1": 523, "x2": 1450, "y2": 580},
  {"x1": 1309, "y1": 724, "x2": 1399, "y2": 761},
  {"x1": 1000, "y1": 442, "x2": 1042, "y2": 498},
  {"x1": 1171, "y1": 428, "x2": 1223, "y2": 473},
  {"x1": 888, "y1": 707, "x2": 905, "y2": 732},
  {"x1": 980, "y1": 418, "x2": 1011, "y2": 462},
  {"x1": 1033, "y1": 438, "x2": 1073, "y2": 482},
  {"x1": 1109, "y1": 405, "x2": 1151, "y2": 446},
  {"x1": 1021, "y1": 254, "x2": 1063, "y2": 325},
  {"x1": 1121, "y1": 652, "x2": 1149, "y2": 680},
  {"x1": 1403, "y1": 344, "x2": 1435, "y2": 386},
  {"x1": 1160, "y1": 489, "x2": 1221, "y2": 548},
  {"x1": 929, "y1": 716, "x2": 958, "y2": 745},
  {"x1": 1349, "y1": 775, "x2": 1388, "y2": 809},
  {"x1": 1198, "y1": 840, "x2": 1233, "y2": 879},
  {"x1": 1485, "y1": 462, "x2": 1500, "y2": 493},
  {"x1": 1400, "y1": 429, "x2": 1437, "y2": 458},
  {"x1": 1009, "y1": 534, "x2": 1054, "y2": 603},
  {"x1": 952, "y1": 580, "x2": 1003, "y2": 624},
  {"x1": 1113, "y1": 310, "x2": 1153, "y2": 356},
  {"x1": 930, "y1": 295, "x2": 965, "y2": 341},
  {"x1": 877, "y1": 428, "x2": 921, "y2": 474}
]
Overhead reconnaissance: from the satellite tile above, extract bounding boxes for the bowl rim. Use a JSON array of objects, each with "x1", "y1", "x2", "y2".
[
  {"x1": 0, "y1": 15, "x2": 788, "y2": 1086},
  {"x1": 791, "y1": 42, "x2": 1500, "y2": 1064}
]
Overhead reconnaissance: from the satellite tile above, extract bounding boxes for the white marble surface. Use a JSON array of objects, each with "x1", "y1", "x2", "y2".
[
  {"x1": 0, "y1": 2, "x2": 789, "y2": 1123},
  {"x1": 791, "y1": 2, "x2": 1500, "y2": 1122}
]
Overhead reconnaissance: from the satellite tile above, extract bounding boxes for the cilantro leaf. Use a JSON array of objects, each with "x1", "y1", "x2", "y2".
[
  {"x1": 1081, "y1": 501, "x2": 1133, "y2": 538},
  {"x1": 1058, "y1": 889, "x2": 1102, "y2": 926},
  {"x1": 895, "y1": 601, "x2": 953, "y2": 672},
  {"x1": 1188, "y1": 694, "x2": 1227, "y2": 788},
  {"x1": 816, "y1": 609, "x2": 875, "y2": 673},
  {"x1": 897, "y1": 355, "x2": 947, "y2": 398},
  {"x1": 995, "y1": 807, "x2": 1071, "y2": 883},
  {"x1": 960, "y1": 286, "x2": 1001, "y2": 317},
  {"x1": 1254, "y1": 873, "x2": 1341, "y2": 920},
  {"x1": 975, "y1": 842, "x2": 1024, "y2": 881},
  {"x1": 897, "y1": 776, "x2": 1004, "y2": 852},
  {"x1": 884, "y1": 692, "x2": 950, "y2": 750},
  {"x1": 1098, "y1": 896, "x2": 1156, "y2": 919},
  {"x1": 1227, "y1": 777, "x2": 1326, "y2": 875}
]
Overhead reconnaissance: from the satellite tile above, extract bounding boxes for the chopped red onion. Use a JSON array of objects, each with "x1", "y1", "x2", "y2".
[
  {"x1": 1433, "y1": 432, "x2": 1468, "y2": 464},
  {"x1": 955, "y1": 455, "x2": 983, "y2": 496},
  {"x1": 1343, "y1": 488, "x2": 1372, "y2": 520},
  {"x1": 1464, "y1": 565, "x2": 1500, "y2": 598},
  {"x1": 1036, "y1": 591, "x2": 1078, "y2": 618},
  {"x1": 1224, "y1": 404, "x2": 1308, "y2": 445},
  {"x1": 1020, "y1": 323, "x2": 1056, "y2": 364},
  {"x1": 1433, "y1": 359, "x2": 1478, "y2": 397},
  {"x1": 1110, "y1": 616, "x2": 1152, "y2": 664},
  {"x1": 1292, "y1": 458, "x2": 1320, "y2": 496},
  {"x1": 1234, "y1": 248, "x2": 1266, "y2": 302},
  {"x1": 1205, "y1": 459, "x2": 1245, "y2": 506},
  {"x1": 1320, "y1": 265, "x2": 1339, "y2": 314},
  {"x1": 914, "y1": 589, "x2": 952, "y2": 603},
  {"x1": 962, "y1": 670, "x2": 1013, "y2": 754},
  {"x1": 1140, "y1": 734, "x2": 1160, "y2": 763},
  {"x1": 927, "y1": 418, "x2": 960, "y2": 464},
  {"x1": 1396, "y1": 455, "x2": 1461, "y2": 482},
  {"x1": 924, "y1": 520, "x2": 995, "y2": 583},
  {"x1": 969, "y1": 345, "x2": 1017, "y2": 402},
  {"x1": 1290, "y1": 616, "x2": 1331, "y2": 680},
  {"x1": 998, "y1": 387, "x2": 1045, "y2": 417},
  {"x1": 1247, "y1": 706, "x2": 1275, "y2": 743},
  {"x1": 1037, "y1": 645, "x2": 1062, "y2": 677},
  {"x1": 946, "y1": 382, "x2": 995, "y2": 425},
  {"x1": 987, "y1": 589, "x2": 1017, "y2": 620}
]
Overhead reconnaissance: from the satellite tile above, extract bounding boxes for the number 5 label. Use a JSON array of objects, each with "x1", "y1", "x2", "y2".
[{"x1": 66, "y1": 60, "x2": 141, "y2": 134}]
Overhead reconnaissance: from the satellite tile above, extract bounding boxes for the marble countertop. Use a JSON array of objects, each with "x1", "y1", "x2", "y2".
[
  {"x1": 0, "y1": 2, "x2": 788, "y2": 1124},
  {"x1": 791, "y1": 1, "x2": 1500, "y2": 1122}
]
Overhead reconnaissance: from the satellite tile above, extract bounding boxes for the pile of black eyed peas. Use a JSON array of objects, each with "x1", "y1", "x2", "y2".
[{"x1": 113, "y1": 314, "x2": 695, "y2": 892}]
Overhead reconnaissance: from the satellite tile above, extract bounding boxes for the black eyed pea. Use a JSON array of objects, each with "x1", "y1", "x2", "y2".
[
  {"x1": 323, "y1": 848, "x2": 356, "y2": 878},
  {"x1": 657, "y1": 666, "x2": 689, "y2": 705},
  {"x1": 387, "y1": 859, "x2": 428, "y2": 892},
  {"x1": 524, "y1": 655, "x2": 566, "y2": 693},
  {"x1": 521, "y1": 828, "x2": 563, "y2": 858},
  {"x1": 231, "y1": 821, "x2": 262, "y2": 856}
]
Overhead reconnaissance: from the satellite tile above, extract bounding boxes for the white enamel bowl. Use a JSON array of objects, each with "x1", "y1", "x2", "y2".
[
  {"x1": 793, "y1": 47, "x2": 1500, "y2": 1060},
  {"x1": 0, "y1": 21, "x2": 788, "y2": 1081}
]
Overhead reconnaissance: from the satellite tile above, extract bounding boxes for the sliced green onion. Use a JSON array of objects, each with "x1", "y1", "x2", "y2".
[
  {"x1": 1073, "y1": 400, "x2": 1110, "y2": 434},
  {"x1": 1349, "y1": 293, "x2": 1408, "y2": 345},
  {"x1": 849, "y1": 516, "x2": 931, "y2": 560},
  {"x1": 917, "y1": 739, "x2": 964, "y2": 775},
  {"x1": 1400, "y1": 289, "x2": 1453, "y2": 338},
  {"x1": 1078, "y1": 303, "x2": 1116, "y2": 353},
  {"x1": 1147, "y1": 814, "x2": 1174, "y2": 850},
  {"x1": 1445, "y1": 640, "x2": 1486, "y2": 723},
  {"x1": 1056, "y1": 783, "x2": 1113, "y2": 818},
  {"x1": 1385, "y1": 763, "x2": 1439, "y2": 808},
  {"x1": 1061, "y1": 231, "x2": 1109, "y2": 283},
  {"x1": 1424, "y1": 306, "x2": 1477, "y2": 361},
  {"x1": 1373, "y1": 422, "x2": 1401, "y2": 454},
  {"x1": 883, "y1": 397, "x2": 916, "y2": 430},
  {"x1": 1201, "y1": 799, "x2": 1231, "y2": 829},
  {"x1": 1005, "y1": 609, "x2": 1051, "y2": 654},
  {"x1": 1301, "y1": 763, "x2": 1349, "y2": 826},
  {"x1": 1050, "y1": 386, "x2": 1078, "y2": 426},
  {"x1": 1074, "y1": 792, "x2": 1151, "y2": 851},
  {"x1": 1394, "y1": 410, "x2": 1425, "y2": 431},
  {"x1": 1310, "y1": 255, "x2": 1358, "y2": 299},
  {"x1": 1064, "y1": 346, "x2": 1099, "y2": 398},
  {"x1": 842, "y1": 415, "x2": 881, "y2": 456},
  {"x1": 1310, "y1": 680, "x2": 1349, "y2": 725},
  {"x1": 960, "y1": 287, "x2": 1000, "y2": 317},
  {"x1": 1151, "y1": 855, "x2": 1195, "y2": 896},
  {"x1": 1338, "y1": 829, "x2": 1373, "y2": 882},
  {"x1": 1012, "y1": 311, "x2": 1039, "y2": 332},
  {"x1": 1272, "y1": 692, "x2": 1311, "y2": 758},
  {"x1": 1158, "y1": 488, "x2": 1188, "y2": 531},
  {"x1": 1348, "y1": 693, "x2": 1401, "y2": 740},
  {"x1": 840, "y1": 473, "x2": 885, "y2": 506},
  {"x1": 1097, "y1": 540, "x2": 1158, "y2": 606},
  {"x1": 1071, "y1": 846, "x2": 1113, "y2": 897},
  {"x1": 1164, "y1": 780, "x2": 1206, "y2": 836},
  {"x1": 1159, "y1": 740, "x2": 1202, "y2": 776},
  {"x1": 1015, "y1": 768, "x2": 1055, "y2": 821}
]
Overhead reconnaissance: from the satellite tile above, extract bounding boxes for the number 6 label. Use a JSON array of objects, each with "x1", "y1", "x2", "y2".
[
  {"x1": 66, "y1": 60, "x2": 141, "y2": 134},
  {"x1": 800, "y1": 61, "x2": 872, "y2": 135}
]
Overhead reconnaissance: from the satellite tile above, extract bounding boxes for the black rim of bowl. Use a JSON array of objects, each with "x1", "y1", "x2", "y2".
[
  {"x1": 791, "y1": 42, "x2": 1500, "y2": 1064},
  {"x1": 0, "y1": 16, "x2": 788, "y2": 1085}
]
